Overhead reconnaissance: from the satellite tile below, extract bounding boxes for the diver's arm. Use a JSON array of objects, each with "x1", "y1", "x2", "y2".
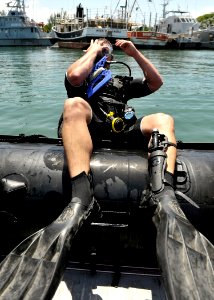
[
  {"x1": 66, "y1": 40, "x2": 109, "y2": 87},
  {"x1": 66, "y1": 48, "x2": 98, "y2": 86},
  {"x1": 115, "y1": 39, "x2": 163, "y2": 92},
  {"x1": 132, "y1": 50, "x2": 163, "y2": 92}
]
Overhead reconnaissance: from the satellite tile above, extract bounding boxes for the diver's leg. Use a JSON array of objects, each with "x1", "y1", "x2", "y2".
[
  {"x1": 62, "y1": 97, "x2": 93, "y2": 178},
  {"x1": 140, "y1": 113, "x2": 176, "y2": 174},
  {"x1": 62, "y1": 97, "x2": 98, "y2": 215},
  {"x1": 139, "y1": 113, "x2": 177, "y2": 208}
]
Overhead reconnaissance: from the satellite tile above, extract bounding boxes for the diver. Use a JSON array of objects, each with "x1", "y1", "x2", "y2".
[
  {"x1": 58, "y1": 38, "x2": 176, "y2": 230},
  {"x1": 57, "y1": 38, "x2": 214, "y2": 300}
]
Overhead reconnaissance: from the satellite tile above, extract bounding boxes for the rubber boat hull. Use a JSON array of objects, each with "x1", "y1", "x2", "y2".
[{"x1": 0, "y1": 135, "x2": 214, "y2": 267}]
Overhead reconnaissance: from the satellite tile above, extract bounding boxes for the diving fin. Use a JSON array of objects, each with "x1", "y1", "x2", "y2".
[
  {"x1": 0, "y1": 171, "x2": 98, "y2": 300},
  {"x1": 148, "y1": 129, "x2": 214, "y2": 299},
  {"x1": 153, "y1": 188, "x2": 214, "y2": 300}
]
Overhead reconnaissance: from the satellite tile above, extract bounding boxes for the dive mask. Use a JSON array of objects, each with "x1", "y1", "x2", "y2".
[{"x1": 102, "y1": 44, "x2": 113, "y2": 57}]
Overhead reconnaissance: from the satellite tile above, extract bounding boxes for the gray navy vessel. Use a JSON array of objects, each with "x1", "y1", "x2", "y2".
[{"x1": 0, "y1": 0, "x2": 56, "y2": 46}]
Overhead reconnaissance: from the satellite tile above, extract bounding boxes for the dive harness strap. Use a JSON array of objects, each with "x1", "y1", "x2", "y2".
[{"x1": 167, "y1": 141, "x2": 177, "y2": 148}]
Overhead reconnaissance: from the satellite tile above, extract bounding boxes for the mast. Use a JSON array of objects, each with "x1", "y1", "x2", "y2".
[
  {"x1": 128, "y1": 0, "x2": 137, "y2": 20},
  {"x1": 161, "y1": 0, "x2": 169, "y2": 18},
  {"x1": 124, "y1": 0, "x2": 127, "y2": 28}
]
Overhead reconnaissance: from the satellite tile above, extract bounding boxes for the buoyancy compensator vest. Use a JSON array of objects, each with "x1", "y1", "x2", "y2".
[{"x1": 87, "y1": 56, "x2": 137, "y2": 134}]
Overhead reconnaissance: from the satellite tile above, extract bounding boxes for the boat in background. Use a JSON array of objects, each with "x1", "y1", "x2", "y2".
[
  {"x1": 191, "y1": 26, "x2": 214, "y2": 49},
  {"x1": 156, "y1": 3, "x2": 213, "y2": 50},
  {"x1": 158, "y1": 12, "x2": 200, "y2": 36},
  {"x1": 157, "y1": 1, "x2": 202, "y2": 49},
  {"x1": 124, "y1": 0, "x2": 168, "y2": 49},
  {"x1": 52, "y1": 3, "x2": 128, "y2": 48},
  {"x1": 127, "y1": 30, "x2": 168, "y2": 49},
  {"x1": 0, "y1": 0, "x2": 56, "y2": 47}
]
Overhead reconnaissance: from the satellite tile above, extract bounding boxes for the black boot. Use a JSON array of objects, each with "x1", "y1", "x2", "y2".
[
  {"x1": 57, "y1": 171, "x2": 99, "y2": 226},
  {"x1": 70, "y1": 171, "x2": 95, "y2": 210}
]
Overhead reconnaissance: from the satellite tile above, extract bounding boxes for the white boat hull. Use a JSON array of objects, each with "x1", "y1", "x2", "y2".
[
  {"x1": 53, "y1": 26, "x2": 128, "y2": 44},
  {"x1": 129, "y1": 37, "x2": 167, "y2": 47}
]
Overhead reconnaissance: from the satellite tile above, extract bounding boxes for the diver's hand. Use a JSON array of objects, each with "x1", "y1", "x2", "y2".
[
  {"x1": 115, "y1": 39, "x2": 138, "y2": 57},
  {"x1": 85, "y1": 39, "x2": 110, "y2": 57}
]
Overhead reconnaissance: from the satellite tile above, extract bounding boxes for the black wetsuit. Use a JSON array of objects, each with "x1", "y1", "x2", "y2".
[{"x1": 58, "y1": 74, "x2": 153, "y2": 147}]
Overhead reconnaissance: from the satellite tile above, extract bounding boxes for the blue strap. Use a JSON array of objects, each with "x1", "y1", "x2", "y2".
[{"x1": 87, "y1": 56, "x2": 112, "y2": 98}]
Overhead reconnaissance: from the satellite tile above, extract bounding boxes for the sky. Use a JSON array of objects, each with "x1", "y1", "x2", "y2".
[{"x1": 0, "y1": 0, "x2": 214, "y2": 24}]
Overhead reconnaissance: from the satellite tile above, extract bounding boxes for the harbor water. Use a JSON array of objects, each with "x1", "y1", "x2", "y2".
[{"x1": 0, "y1": 46, "x2": 213, "y2": 142}]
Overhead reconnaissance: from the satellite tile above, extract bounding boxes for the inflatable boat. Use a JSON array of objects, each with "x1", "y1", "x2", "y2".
[{"x1": 0, "y1": 134, "x2": 213, "y2": 299}]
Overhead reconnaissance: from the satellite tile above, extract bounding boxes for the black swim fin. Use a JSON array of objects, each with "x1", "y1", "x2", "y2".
[
  {"x1": 153, "y1": 189, "x2": 214, "y2": 300},
  {"x1": 0, "y1": 171, "x2": 98, "y2": 300}
]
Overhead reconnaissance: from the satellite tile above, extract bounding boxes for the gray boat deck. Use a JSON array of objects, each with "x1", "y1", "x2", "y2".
[{"x1": 53, "y1": 264, "x2": 167, "y2": 300}]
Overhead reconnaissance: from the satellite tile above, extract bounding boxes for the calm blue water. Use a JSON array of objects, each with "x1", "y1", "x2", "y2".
[{"x1": 0, "y1": 46, "x2": 213, "y2": 142}]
